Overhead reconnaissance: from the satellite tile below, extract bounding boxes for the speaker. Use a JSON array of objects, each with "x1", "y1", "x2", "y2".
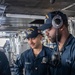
[
  {"x1": 50, "y1": 0, "x2": 55, "y2": 4},
  {"x1": 52, "y1": 15, "x2": 63, "y2": 29}
]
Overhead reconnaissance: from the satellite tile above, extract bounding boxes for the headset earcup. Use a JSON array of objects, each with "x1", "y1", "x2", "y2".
[{"x1": 52, "y1": 15, "x2": 63, "y2": 29}]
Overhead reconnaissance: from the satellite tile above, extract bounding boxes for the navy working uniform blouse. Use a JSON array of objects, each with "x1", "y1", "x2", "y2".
[
  {"x1": 0, "y1": 51, "x2": 11, "y2": 75},
  {"x1": 15, "y1": 45, "x2": 52, "y2": 75},
  {"x1": 50, "y1": 34, "x2": 75, "y2": 75}
]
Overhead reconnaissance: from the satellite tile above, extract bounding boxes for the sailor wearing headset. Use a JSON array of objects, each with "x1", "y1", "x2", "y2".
[{"x1": 39, "y1": 10, "x2": 75, "y2": 75}]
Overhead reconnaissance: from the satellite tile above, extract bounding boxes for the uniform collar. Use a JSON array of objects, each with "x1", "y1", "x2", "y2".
[
  {"x1": 37, "y1": 45, "x2": 46, "y2": 58},
  {"x1": 28, "y1": 45, "x2": 46, "y2": 59},
  {"x1": 54, "y1": 34, "x2": 74, "y2": 52},
  {"x1": 65, "y1": 34, "x2": 74, "y2": 46}
]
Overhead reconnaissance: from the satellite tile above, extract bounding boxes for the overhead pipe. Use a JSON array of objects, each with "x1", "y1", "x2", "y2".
[{"x1": 61, "y1": 3, "x2": 75, "y2": 10}]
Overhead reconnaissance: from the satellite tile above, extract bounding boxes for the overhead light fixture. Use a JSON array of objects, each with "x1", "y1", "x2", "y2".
[{"x1": 6, "y1": 14, "x2": 45, "y2": 19}]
